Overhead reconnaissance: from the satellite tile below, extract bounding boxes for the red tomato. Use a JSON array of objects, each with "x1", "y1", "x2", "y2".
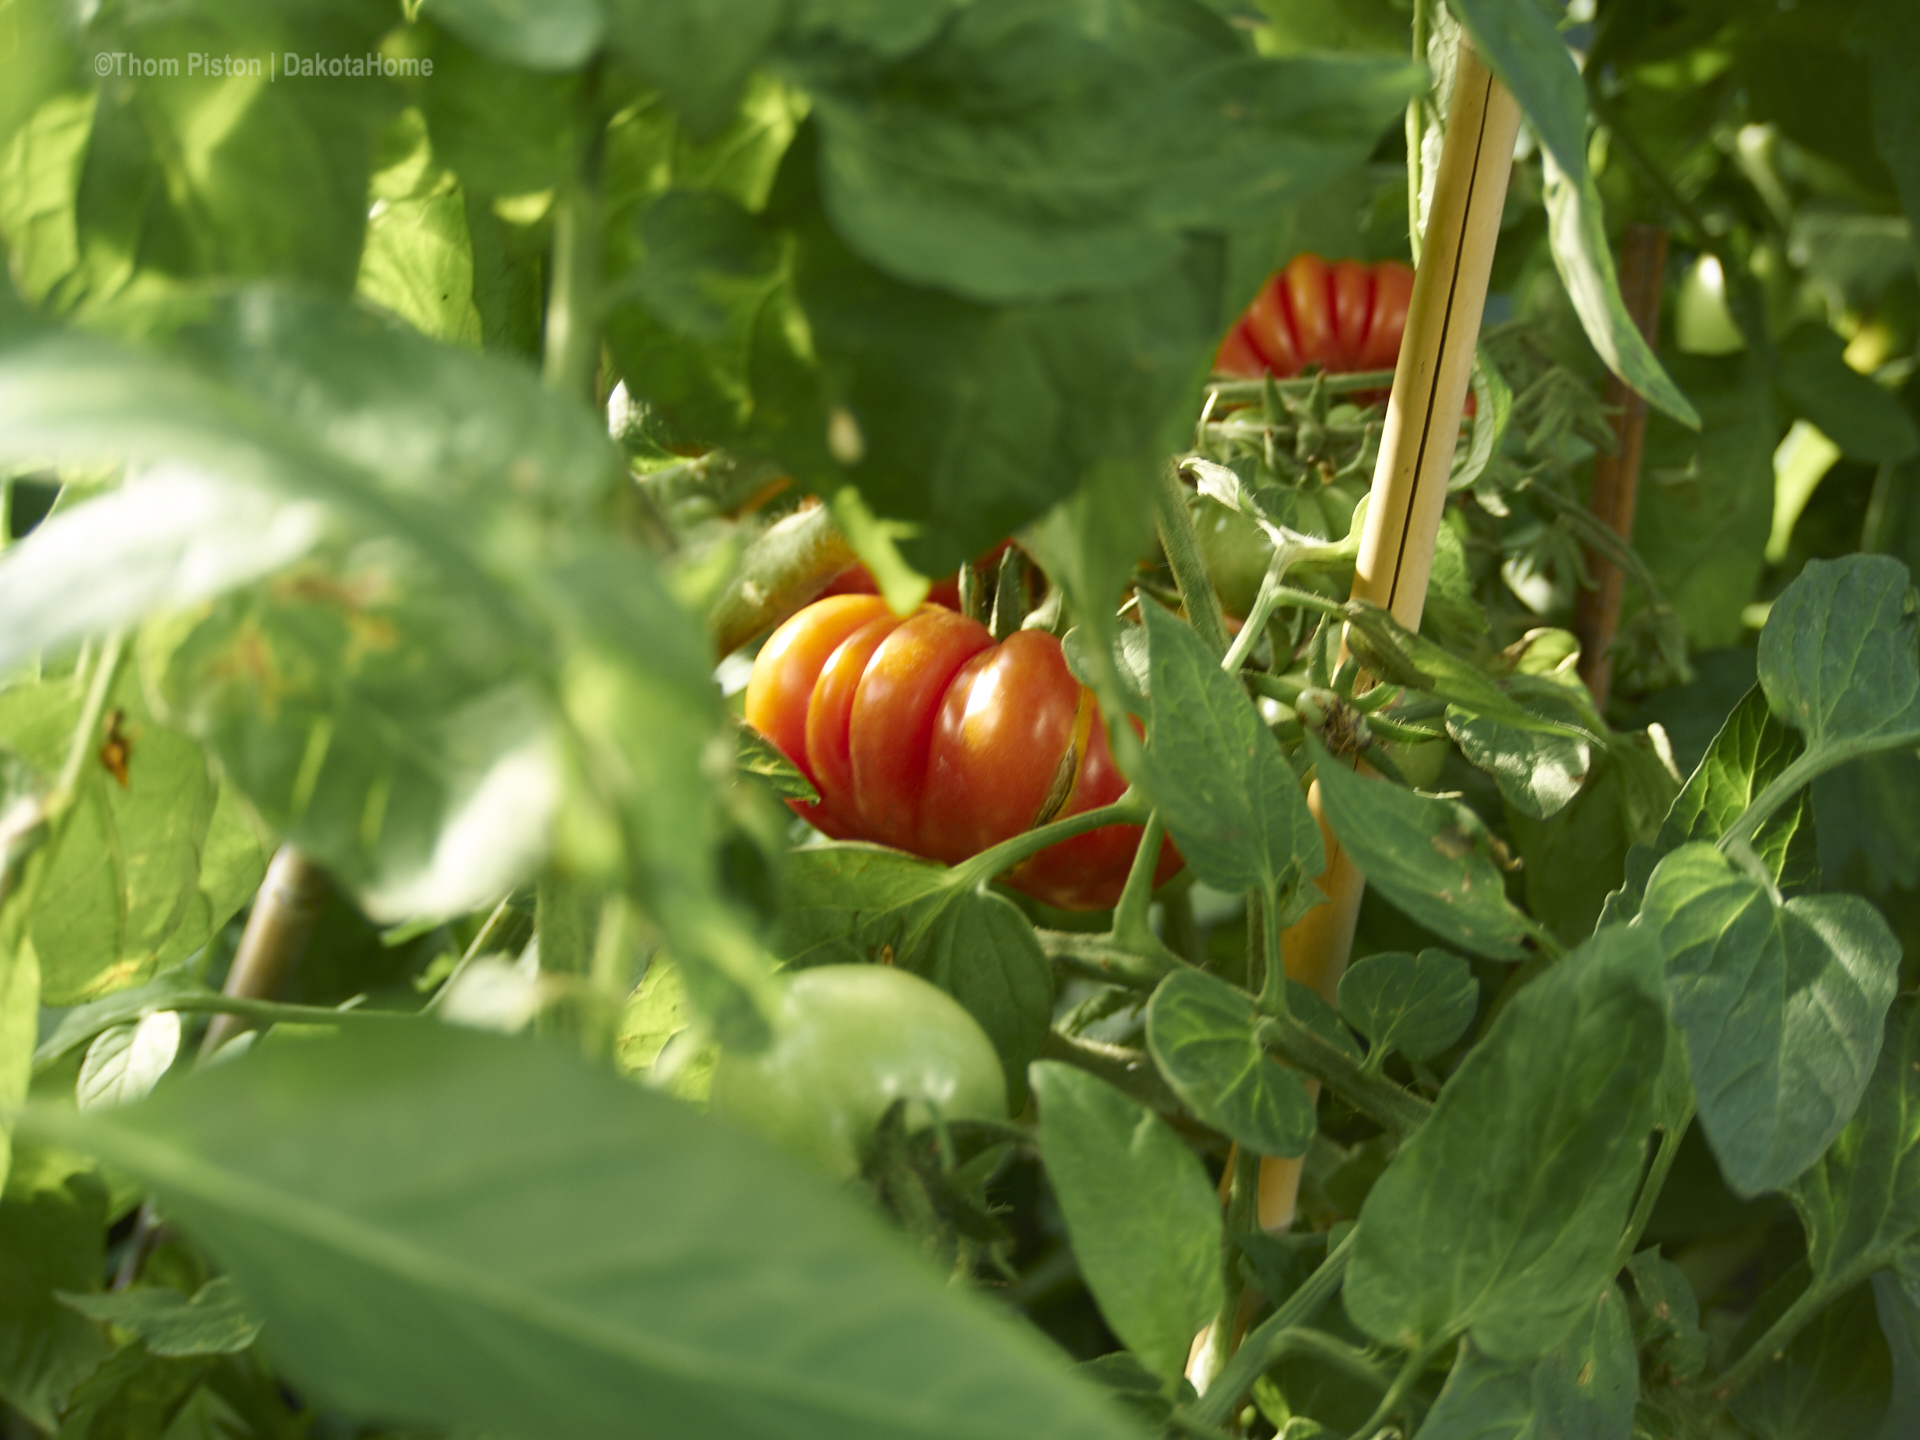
[
  {"x1": 745, "y1": 599, "x2": 1181, "y2": 910},
  {"x1": 1215, "y1": 254, "x2": 1416, "y2": 381}
]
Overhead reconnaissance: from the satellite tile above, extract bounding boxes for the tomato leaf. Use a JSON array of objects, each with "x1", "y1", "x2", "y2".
[
  {"x1": 1446, "y1": 701, "x2": 1593, "y2": 820},
  {"x1": 1144, "y1": 969, "x2": 1316, "y2": 1159},
  {"x1": 1634, "y1": 843, "x2": 1900, "y2": 1197},
  {"x1": 1635, "y1": 353, "x2": 1780, "y2": 648},
  {"x1": 604, "y1": 0, "x2": 784, "y2": 139},
  {"x1": 419, "y1": 0, "x2": 603, "y2": 71},
  {"x1": 0, "y1": 666, "x2": 268, "y2": 1007},
  {"x1": 794, "y1": 3, "x2": 1420, "y2": 303},
  {"x1": 1759, "y1": 555, "x2": 1920, "y2": 753},
  {"x1": 1656, "y1": 685, "x2": 1820, "y2": 892},
  {"x1": 1141, "y1": 603, "x2": 1322, "y2": 895},
  {"x1": 1335, "y1": 949, "x2": 1477, "y2": 1064},
  {"x1": 1416, "y1": 1284, "x2": 1637, "y2": 1440},
  {"x1": 1030, "y1": 1061, "x2": 1223, "y2": 1380},
  {"x1": 1789, "y1": 998, "x2": 1920, "y2": 1287},
  {"x1": 1345, "y1": 925, "x2": 1667, "y2": 1361},
  {"x1": 1308, "y1": 737, "x2": 1544, "y2": 962},
  {"x1": 56, "y1": 1277, "x2": 261, "y2": 1359},
  {"x1": 1849, "y1": 0, "x2": 1920, "y2": 272},
  {"x1": 0, "y1": 1144, "x2": 112, "y2": 1429},
  {"x1": 76, "y1": 1013, "x2": 181, "y2": 1113},
  {"x1": 25, "y1": 1025, "x2": 1143, "y2": 1440},
  {"x1": 1729, "y1": 1280, "x2": 1892, "y2": 1440}
]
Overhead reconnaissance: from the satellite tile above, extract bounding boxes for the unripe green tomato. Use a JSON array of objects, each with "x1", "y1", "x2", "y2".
[
  {"x1": 708, "y1": 964, "x2": 1007, "y2": 1179},
  {"x1": 1192, "y1": 497, "x2": 1273, "y2": 619}
]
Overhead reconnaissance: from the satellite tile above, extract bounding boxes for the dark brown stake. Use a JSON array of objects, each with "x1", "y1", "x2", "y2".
[{"x1": 1574, "y1": 225, "x2": 1669, "y2": 711}]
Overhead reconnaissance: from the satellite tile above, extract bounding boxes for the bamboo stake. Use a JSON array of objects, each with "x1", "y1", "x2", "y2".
[
  {"x1": 1256, "y1": 39, "x2": 1524, "y2": 1235},
  {"x1": 1573, "y1": 225, "x2": 1668, "y2": 711}
]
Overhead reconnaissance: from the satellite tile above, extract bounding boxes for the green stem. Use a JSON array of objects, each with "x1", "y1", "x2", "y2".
[
  {"x1": 1036, "y1": 928, "x2": 1172, "y2": 988},
  {"x1": 1265, "y1": 1328, "x2": 1395, "y2": 1394},
  {"x1": 423, "y1": 894, "x2": 520, "y2": 1014},
  {"x1": 1712, "y1": 1265, "x2": 1865, "y2": 1400},
  {"x1": 52, "y1": 630, "x2": 125, "y2": 810},
  {"x1": 1345, "y1": 1332, "x2": 1451, "y2": 1440},
  {"x1": 541, "y1": 87, "x2": 605, "y2": 401},
  {"x1": 1614, "y1": 1102, "x2": 1692, "y2": 1271},
  {"x1": 1257, "y1": 879, "x2": 1290, "y2": 1016},
  {"x1": 949, "y1": 792, "x2": 1150, "y2": 890},
  {"x1": 1222, "y1": 549, "x2": 1295, "y2": 675},
  {"x1": 170, "y1": 994, "x2": 410, "y2": 1026},
  {"x1": 1191, "y1": 1226, "x2": 1359, "y2": 1426},
  {"x1": 1259, "y1": 1013, "x2": 1434, "y2": 1135},
  {"x1": 1721, "y1": 730, "x2": 1920, "y2": 853},
  {"x1": 1196, "y1": 1152, "x2": 1256, "y2": 1392},
  {"x1": 1036, "y1": 1030, "x2": 1184, "y2": 1117},
  {"x1": 1156, "y1": 463, "x2": 1231, "y2": 660},
  {"x1": 1247, "y1": 670, "x2": 1305, "y2": 707}
]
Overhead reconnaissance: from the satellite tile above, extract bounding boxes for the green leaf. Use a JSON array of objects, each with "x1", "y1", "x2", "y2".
[
  {"x1": 737, "y1": 723, "x2": 818, "y2": 804},
  {"x1": 771, "y1": 845, "x2": 1052, "y2": 1099},
  {"x1": 74, "y1": 0, "x2": 402, "y2": 296},
  {"x1": 1343, "y1": 604, "x2": 1595, "y2": 744},
  {"x1": 1789, "y1": 998, "x2": 1920, "y2": 1287},
  {"x1": 1144, "y1": 969, "x2": 1316, "y2": 1158},
  {"x1": 1657, "y1": 685, "x2": 1820, "y2": 892},
  {"x1": 1540, "y1": 152, "x2": 1699, "y2": 430},
  {"x1": 51, "y1": 1341, "x2": 212, "y2": 1440},
  {"x1": 419, "y1": 0, "x2": 604, "y2": 70},
  {"x1": 0, "y1": 665, "x2": 268, "y2": 1006},
  {"x1": 414, "y1": 28, "x2": 578, "y2": 197},
  {"x1": 1849, "y1": 0, "x2": 1920, "y2": 272},
  {"x1": 1446, "y1": 702, "x2": 1593, "y2": 820},
  {"x1": 1345, "y1": 926, "x2": 1667, "y2": 1361},
  {"x1": 0, "y1": 470, "x2": 329, "y2": 677},
  {"x1": 1775, "y1": 325, "x2": 1919, "y2": 464},
  {"x1": 1335, "y1": 949, "x2": 1477, "y2": 1064},
  {"x1": 1030, "y1": 1060, "x2": 1222, "y2": 1379},
  {"x1": 155, "y1": 546, "x2": 562, "y2": 924},
  {"x1": 1874, "y1": 1256, "x2": 1920, "y2": 1440},
  {"x1": 25, "y1": 1025, "x2": 1140, "y2": 1440},
  {"x1": 76, "y1": 1012, "x2": 181, "y2": 1112},
  {"x1": 0, "y1": 1143, "x2": 112, "y2": 1430},
  {"x1": 1759, "y1": 555, "x2": 1920, "y2": 751},
  {"x1": 605, "y1": 0, "x2": 784, "y2": 139},
  {"x1": 56, "y1": 1277, "x2": 261, "y2": 1358},
  {"x1": 796, "y1": 4, "x2": 1420, "y2": 303},
  {"x1": 1416, "y1": 1284, "x2": 1637, "y2": 1440},
  {"x1": 1730, "y1": 1280, "x2": 1892, "y2": 1440},
  {"x1": 1634, "y1": 353, "x2": 1779, "y2": 648},
  {"x1": 1627, "y1": 1249, "x2": 1709, "y2": 1383},
  {"x1": 1142, "y1": 603, "x2": 1322, "y2": 893},
  {"x1": 1309, "y1": 737, "x2": 1543, "y2": 961},
  {"x1": 1815, "y1": 750, "x2": 1920, "y2": 896},
  {"x1": 33, "y1": 966, "x2": 211, "y2": 1072},
  {"x1": 1635, "y1": 843, "x2": 1901, "y2": 1197}
]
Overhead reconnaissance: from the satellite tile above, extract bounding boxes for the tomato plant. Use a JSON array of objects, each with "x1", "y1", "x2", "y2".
[
  {"x1": 709, "y1": 964, "x2": 1007, "y2": 1179},
  {"x1": 745, "y1": 594, "x2": 1179, "y2": 910},
  {"x1": 3, "y1": 3, "x2": 1920, "y2": 1440}
]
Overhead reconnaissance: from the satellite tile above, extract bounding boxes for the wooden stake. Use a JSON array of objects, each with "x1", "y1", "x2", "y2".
[
  {"x1": 1257, "y1": 39, "x2": 1524, "y2": 1235},
  {"x1": 1573, "y1": 225, "x2": 1668, "y2": 711}
]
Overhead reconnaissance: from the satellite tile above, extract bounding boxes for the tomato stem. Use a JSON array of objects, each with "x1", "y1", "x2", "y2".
[
  {"x1": 1155, "y1": 463, "x2": 1231, "y2": 660},
  {"x1": 1203, "y1": 369, "x2": 1397, "y2": 405},
  {"x1": 946, "y1": 790, "x2": 1151, "y2": 891}
]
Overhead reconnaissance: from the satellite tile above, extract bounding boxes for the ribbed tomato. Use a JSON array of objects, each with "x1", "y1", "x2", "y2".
[
  {"x1": 745, "y1": 595, "x2": 1180, "y2": 910},
  {"x1": 1214, "y1": 253, "x2": 1415, "y2": 380}
]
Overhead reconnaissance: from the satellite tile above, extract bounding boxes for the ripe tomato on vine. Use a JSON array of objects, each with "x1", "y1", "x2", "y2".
[
  {"x1": 1214, "y1": 253, "x2": 1415, "y2": 380},
  {"x1": 746, "y1": 594, "x2": 1180, "y2": 910}
]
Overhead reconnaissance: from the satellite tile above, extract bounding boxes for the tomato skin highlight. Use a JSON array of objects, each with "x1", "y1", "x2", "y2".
[
  {"x1": 709, "y1": 964, "x2": 1007, "y2": 1180},
  {"x1": 747, "y1": 598, "x2": 1181, "y2": 909},
  {"x1": 1215, "y1": 252, "x2": 1417, "y2": 383}
]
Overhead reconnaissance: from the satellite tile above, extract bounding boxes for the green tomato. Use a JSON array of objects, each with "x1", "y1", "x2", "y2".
[
  {"x1": 708, "y1": 964, "x2": 1007, "y2": 1179},
  {"x1": 1192, "y1": 496, "x2": 1272, "y2": 619}
]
